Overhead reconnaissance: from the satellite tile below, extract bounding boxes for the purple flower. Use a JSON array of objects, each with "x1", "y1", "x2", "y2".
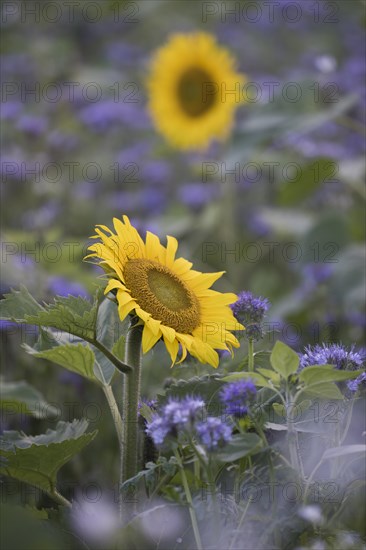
[
  {"x1": 0, "y1": 100, "x2": 23, "y2": 120},
  {"x1": 299, "y1": 343, "x2": 365, "y2": 372},
  {"x1": 178, "y1": 183, "x2": 218, "y2": 210},
  {"x1": 231, "y1": 291, "x2": 270, "y2": 340},
  {"x1": 48, "y1": 276, "x2": 89, "y2": 299},
  {"x1": 347, "y1": 372, "x2": 366, "y2": 393},
  {"x1": 196, "y1": 417, "x2": 232, "y2": 450},
  {"x1": 145, "y1": 396, "x2": 205, "y2": 448},
  {"x1": 16, "y1": 115, "x2": 48, "y2": 136},
  {"x1": 78, "y1": 100, "x2": 149, "y2": 131},
  {"x1": 220, "y1": 379, "x2": 257, "y2": 417}
]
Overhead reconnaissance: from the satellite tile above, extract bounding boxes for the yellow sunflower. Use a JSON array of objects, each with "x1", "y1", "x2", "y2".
[
  {"x1": 147, "y1": 32, "x2": 246, "y2": 150},
  {"x1": 86, "y1": 216, "x2": 244, "y2": 367}
]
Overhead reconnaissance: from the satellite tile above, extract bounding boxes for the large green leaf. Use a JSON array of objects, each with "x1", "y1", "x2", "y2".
[
  {"x1": 25, "y1": 295, "x2": 99, "y2": 341},
  {"x1": 302, "y1": 381, "x2": 344, "y2": 400},
  {"x1": 0, "y1": 286, "x2": 44, "y2": 321},
  {"x1": 299, "y1": 365, "x2": 363, "y2": 385},
  {"x1": 0, "y1": 420, "x2": 97, "y2": 494},
  {"x1": 270, "y1": 341, "x2": 299, "y2": 378},
  {"x1": 216, "y1": 433, "x2": 263, "y2": 462},
  {"x1": 23, "y1": 343, "x2": 99, "y2": 384},
  {"x1": 0, "y1": 381, "x2": 59, "y2": 419}
]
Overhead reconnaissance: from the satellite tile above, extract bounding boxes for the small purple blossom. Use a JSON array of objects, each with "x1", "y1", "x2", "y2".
[
  {"x1": 196, "y1": 417, "x2": 232, "y2": 451},
  {"x1": 347, "y1": 372, "x2": 366, "y2": 393},
  {"x1": 299, "y1": 343, "x2": 365, "y2": 372},
  {"x1": 231, "y1": 291, "x2": 270, "y2": 340},
  {"x1": 220, "y1": 379, "x2": 257, "y2": 417},
  {"x1": 145, "y1": 396, "x2": 205, "y2": 448}
]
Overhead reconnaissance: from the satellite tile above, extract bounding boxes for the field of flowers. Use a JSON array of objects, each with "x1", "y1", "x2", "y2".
[{"x1": 1, "y1": 1, "x2": 365, "y2": 549}]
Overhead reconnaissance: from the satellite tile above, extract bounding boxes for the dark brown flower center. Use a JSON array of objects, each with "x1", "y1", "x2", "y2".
[
  {"x1": 177, "y1": 67, "x2": 217, "y2": 117},
  {"x1": 123, "y1": 258, "x2": 200, "y2": 333}
]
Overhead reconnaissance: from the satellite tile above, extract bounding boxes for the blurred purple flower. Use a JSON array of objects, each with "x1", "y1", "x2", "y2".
[
  {"x1": 146, "y1": 396, "x2": 205, "y2": 448},
  {"x1": 22, "y1": 201, "x2": 60, "y2": 230},
  {"x1": 78, "y1": 99, "x2": 150, "y2": 131},
  {"x1": 116, "y1": 141, "x2": 151, "y2": 166},
  {"x1": 105, "y1": 41, "x2": 143, "y2": 67},
  {"x1": 220, "y1": 379, "x2": 257, "y2": 417},
  {"x1": 46, "y1": 130, "x2": 80, "y2": 151},
  {"x1": 48, "y1": 276, "x2": 89, "y2": 298},
  {"x1": 16, "y1": 115, "x2": 48, "y2": 136},
  {"x1": 1, "y1": 101, "x2": 23, "y2": 120},
  {"x1": 196, "y1": 417, "x2": 232, "y2": 451},
  {"x1": 178, "y1": 183, "x2": 218, "y2": 210},
  {"x1": 141, "y1": 160, "x2": 171, "y2": 184}
]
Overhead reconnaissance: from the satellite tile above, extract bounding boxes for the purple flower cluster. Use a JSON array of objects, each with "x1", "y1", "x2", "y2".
[
  {"x1": 145, "y1": 396, "x2": 232, "y2": 451},
  {"x1": 299, "y1": 343, "x2": 366, "y2": 394},
  {"x1": 196, "y1": 417, "x2": 232, "y2": 451},
  {"x1": 299, "y1": 343, "x2": 365, "y2": 371},
  {"x1": 231, "y1": 291, "x2": 270, "y2": 340},
  {"x1": 146, "y1": 396, "x2": 204, "y2": 447},
  {"x1": 220, "y1": 379, "x2": 257, "y2": 418}
]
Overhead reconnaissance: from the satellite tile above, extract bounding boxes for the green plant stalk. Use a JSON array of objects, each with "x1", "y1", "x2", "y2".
[
  {"x1": 248, "y1": 339, "x2": 254, "y2": 372},
  {"x1": 174, "y1": 449, "x2": 203, "y2": 550},
  {"x1": 50, "y1": 488, "x2": 72, "y2": 508},
  {"x1": 286, "y1": 388, "x2": 303, "y2": 476},
  {"x1": 122, "y1": 321, "x2": 143, "y2": 484}
]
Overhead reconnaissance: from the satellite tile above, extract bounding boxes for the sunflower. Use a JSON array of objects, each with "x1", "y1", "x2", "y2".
[
  {"x1": 86, "y1": 216, "x2": 244, "y2": 367},
  {"x1": 147, "y1": 32, "x2": 246, "y2": 150}
]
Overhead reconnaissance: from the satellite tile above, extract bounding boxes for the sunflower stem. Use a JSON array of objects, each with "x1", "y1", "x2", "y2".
[
  {"x1": 248, "y1": 338, "x2": 254, "y2": 372},
  {"x1": 120, "y1": 319, "x2": 143, "y2": 519}
]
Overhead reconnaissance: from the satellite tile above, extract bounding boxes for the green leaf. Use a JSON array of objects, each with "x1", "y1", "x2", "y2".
[
  {"x1": 23, "y1": 343, "x2": 98, "y2": 384},
  {"x1": 25, "y1": 295, "x2": 99, "y2": 341},
  {"x1": 0, "y1": 420, "x2": 97, "y2": 494},
  {"x1": 0, "y1": 286, "x2": 44, "y2": 322},
  {"x1": 272, "y1": 403, "x2": 286, "y2": 418},
  {"x1": 302, "y1": 381, "x2": 344, "y2": 400},
  {"x1": 216, "y1": 433, "x2": 263, "y2": 462},
  {"x1": 256, "y1": 368, "x2": 281, "y2": 385},
  {"x1": 112, "y1": 335, "x2": 126, "y2": 360},
  {"x1": 299, "y1": 365, "x2": 363, "y2": 385},
  {"x1": 222, "y1": 371, "x2": 273, "y2": 389},
  {"x1": 323, "y1": 445, "x2": 366, "y2": 461},
  {"x1": 270, "y1": 341, "x2": 299, "y2": 378},
  {"x1": 0, "y1": 381, "x2": 59, "y2": 419}
]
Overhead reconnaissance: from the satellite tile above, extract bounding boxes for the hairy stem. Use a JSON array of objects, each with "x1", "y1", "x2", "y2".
[
  {"x1": 50, "y1": 489, "x2": 72, "y2": 508},
  {"x1": 248, "y1": 339, "x2": 254, "y2": 372},
  {"x1": 174, "y1": 449, "x2": 203, "y2": 550}
]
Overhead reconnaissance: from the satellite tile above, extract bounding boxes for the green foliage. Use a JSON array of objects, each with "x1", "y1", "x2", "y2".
[
  {"x1": 0, "y1": 286, "x2": 99, "y2": 341},
  {"x1": 23, "y1": 343, "x2": 99, "y2": 384},
  {"x1": 0, "y1": 381, "x2": 59, "y2": 419},
  {"x1": 215, "y1": 433, "x2": 263, "y2": 462},
  {"x1": 25, "y1": 295, "x2": 99, "y2": 341},
  {"x1": 0, "y1": 420, "x2": 97, "y2": 495},
  {"x1": 0, "y1": 285, "x2": 44, "y2": 321},
  {"x1": 270, "y1": 341, "x2": 300, "y2": 378}
]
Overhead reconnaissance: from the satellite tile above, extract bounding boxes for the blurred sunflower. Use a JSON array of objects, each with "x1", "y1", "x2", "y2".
[
  {"x1": 86, "y1": 216, "x2": 243, "y2": 367},
  {"x1": 147, "y1": 32, "x2": 246, "y2": 150}
]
